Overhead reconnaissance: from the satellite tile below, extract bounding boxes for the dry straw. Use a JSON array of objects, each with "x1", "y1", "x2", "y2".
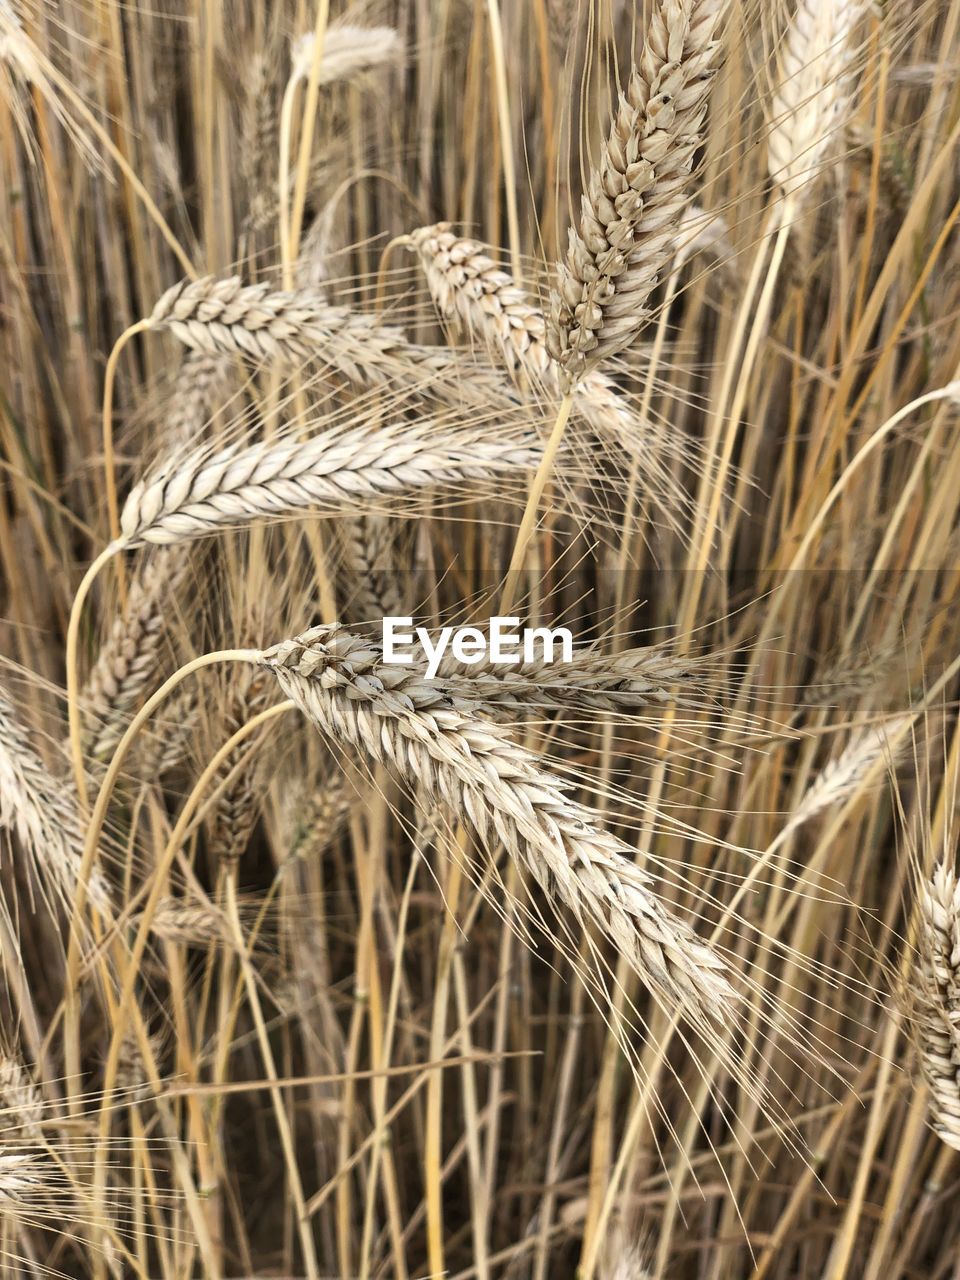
[{"x1": 258, "y1": 626, "x2": 734, "y2": 1026}]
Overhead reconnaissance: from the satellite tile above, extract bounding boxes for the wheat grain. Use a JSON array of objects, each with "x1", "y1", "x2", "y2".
[
  {"x1": 258, "y1": 626, "x2": 734, "y2": 1026},
  {"x1": 546, "y1": 0, "x2": 726, "y2": 382}
]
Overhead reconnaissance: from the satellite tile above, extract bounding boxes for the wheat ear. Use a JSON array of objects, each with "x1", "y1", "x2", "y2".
[
  {"x1": 148, "y1": 275, "x2": 410, "y2": 381},
  {"x1": 291, "y1": 22, "x2": 402, "y2": 86},
  {"x1": 768, "y1": 0, "x2": 867, "y2": 199},
  {"x1": 915, "y1": 860, "x2": 960, "y2": 1150},
  {"x1": 81, "y1": 552, "x2": 187, "y2": 759},
  {"x1": 0, "y1": 686, "x2": 109, "y2": 916},
  {"x1": 410, "y1": 223, "x2": 691, "y2": 488},
  {"x1": 119, "y1": 421, "x2": 540, "y2": 548},
  {"x1": 258, "y1": 626, "x2": 734, "y2": 1026},
  {"x1": 336, "y1": 513, "x2": 408, "y2": 623},
  {"x1": 206, "y1": 666, "x2": 276, "y2": 867},
  {"x1": 546, "y1": 0, "x2": 726, "y2": 383}
]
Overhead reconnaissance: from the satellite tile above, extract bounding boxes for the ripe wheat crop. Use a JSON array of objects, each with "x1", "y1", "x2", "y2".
[{"x1": 1, "y1": 0, "x2": 959, "y2": 1275}]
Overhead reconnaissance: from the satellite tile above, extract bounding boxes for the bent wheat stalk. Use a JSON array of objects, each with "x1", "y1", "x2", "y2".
[{"x1": 258, "y1": 626, "x2": 734, "y2": 1026}]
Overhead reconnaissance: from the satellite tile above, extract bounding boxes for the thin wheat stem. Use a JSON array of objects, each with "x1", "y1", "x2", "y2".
[
  {"x1": 502, "y1": 391, "x2": 573, "y2": 613},
  {"x1": 62, "y1": 648, "x2": 261, "y2": 1117},
  {"x1": 101, "y1": 317, "x2": 154, "y2": 600},
  {"x1": 66, "y1": 540, "x2": 123, "y2": 810}
]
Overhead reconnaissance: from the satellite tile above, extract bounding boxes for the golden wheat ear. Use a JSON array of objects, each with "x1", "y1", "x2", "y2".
[
  {"x1": 258, "y1": 625, "x2": 735, "y2": 1029},
  {"x1": 546, "y1": 0, "x2": 726, "y2": 384},
  {"x1": 914, "y1": 860, "x2": 960, "y2": 1150},
  {"x1": 768, "y1": 0, "x2": 868, "y2": 201}
]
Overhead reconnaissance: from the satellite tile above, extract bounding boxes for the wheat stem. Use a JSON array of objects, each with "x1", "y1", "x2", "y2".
[
  {"x1": 66, "y1": 540, "x2": 123, "y2": 810},
  {"x1": 502, "y1": 391, "x2": 573, "y2": 613}
]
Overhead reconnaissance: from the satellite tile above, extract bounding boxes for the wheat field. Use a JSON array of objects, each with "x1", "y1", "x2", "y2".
[{"x1": 1, "y1": 0, "x2": 959, "y2": 1275}]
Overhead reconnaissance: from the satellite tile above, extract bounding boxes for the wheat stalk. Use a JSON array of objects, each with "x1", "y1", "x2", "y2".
[
  {"x1": 546, "y1": 0, "x2": 726, "y2": 382},
  {"x1": 118, "y1": 421, "x2": 540, "y2": 547},
  {"x1": 257, "y1": 626, "x2": 734, "y2": 1026}
]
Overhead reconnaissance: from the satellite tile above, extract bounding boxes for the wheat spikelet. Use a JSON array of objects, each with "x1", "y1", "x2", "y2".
[
  {"x1": 914, "y1": 860, "x2": 960, "y2": 1150},
  {"x1": 768, "y1": 0, "x2": 866, "y2": 199},
  {"x1": 119, "y1": 420, "x2": 540, "y2": 548},
  {"x1": 546, "y1": 0, "x2": 726, "y2": 382},
  {"x1": 291, "y1": 22, "x2": 402, "y2": 87},
  {"x1": 258, "y1": 626, "x2": 734, "y2": 1026},
  {"x1": 0, "y1": 685, "x2": 109, "y2": 917}
]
